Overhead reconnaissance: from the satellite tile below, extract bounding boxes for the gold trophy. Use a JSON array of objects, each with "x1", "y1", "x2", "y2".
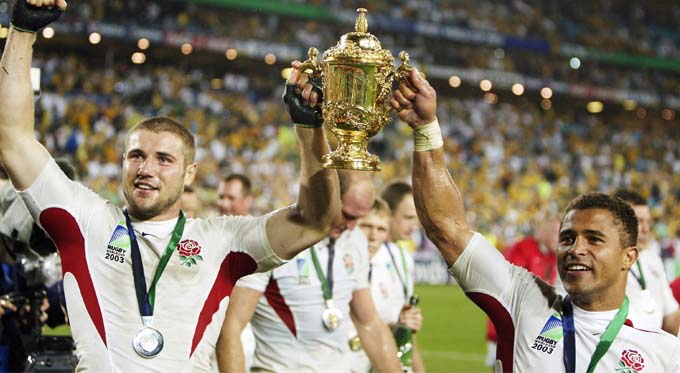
[{"x1": 299, "y1": 8, "x2": 413, "y2": 171}]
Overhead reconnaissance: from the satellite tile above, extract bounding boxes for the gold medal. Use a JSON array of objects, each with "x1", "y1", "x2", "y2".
[{"x1": 348, "y1": 335, "x2": 362, "y2": 351}]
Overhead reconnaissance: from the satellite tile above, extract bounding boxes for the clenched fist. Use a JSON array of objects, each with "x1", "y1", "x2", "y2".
[{"x1": 11, "y1": 0, "x2": 67, "y2": 33}]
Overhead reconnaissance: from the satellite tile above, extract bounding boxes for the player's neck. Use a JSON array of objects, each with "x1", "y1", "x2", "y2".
[
  {"x1": 368, "y1": 245, "x2": 380, "y2": 259},
  {"x1": 126, "y1": 206, "x2": 181, "y2": 222},
  {"x1": 570, "y1": 291, "x2": 625, "y2": 312}
]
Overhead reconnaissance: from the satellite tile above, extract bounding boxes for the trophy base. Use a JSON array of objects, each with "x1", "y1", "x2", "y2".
[{"x1": 322, "y1": 152, "x2": 380, "y2": 172}]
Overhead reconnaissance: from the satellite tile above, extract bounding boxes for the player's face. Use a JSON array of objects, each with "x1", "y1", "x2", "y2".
[
  {"x1": 632, "y1": 204, "x2": 652, "y2": 249},
  {"x1": 359, "y1": 212, "x2": 390, "y2": 255},
  {"x1": 217, "y1": 180, "x2": 252, "y2": 216},
  {"x1": 389, "y1": 194, "x2": 419, "y2": 241},
  {"x1": 557, "y1": 209, "x2": 635, "y2": 308},
  {"x1": 123, "y1": 130, "x2": 196, "y2": 221}
]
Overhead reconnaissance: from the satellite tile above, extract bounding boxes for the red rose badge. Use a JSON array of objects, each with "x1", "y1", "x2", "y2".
[
  {"x1": 177, "y1": 239, "x2": 203, "y2": 267},
  {"x1": 618, "y1": 349, "x2": 645, "y2": 372}
]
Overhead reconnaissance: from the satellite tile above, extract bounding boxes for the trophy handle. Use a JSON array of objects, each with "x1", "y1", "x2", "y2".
[
  {"x1": 395, "y1": 51, "x2": 414, "y2": 83},
  {"x1": 299, "y1": 47, "x2": 323, "y2": 79}
]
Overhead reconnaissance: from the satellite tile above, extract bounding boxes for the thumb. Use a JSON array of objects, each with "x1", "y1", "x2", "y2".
[
  {"x1": 286, "y1": 61, "x2": 302, "y2": 85},
  {"x1": 410, "y1": 68, "x2": 429, "y2": 92},
  {"x1": 286, "y1": 68, "x2": 299, "y2": 85}
]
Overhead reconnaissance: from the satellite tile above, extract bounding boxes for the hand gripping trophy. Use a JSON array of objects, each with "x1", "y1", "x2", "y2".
[{"x1": 300, "y1": 8, "x2": 413, "y2": 171}]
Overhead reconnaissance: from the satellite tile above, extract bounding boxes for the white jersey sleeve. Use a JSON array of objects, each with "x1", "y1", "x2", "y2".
[
  {"x1": 209, "y1": 211, "x2": 283, "y2": 273},
  {"x1": 18, "y1": 158, "x2": 105, "y2": 239},
  {"x1": 450, "y1": 232, "x2": 539, "y2": 309},
  {"x1": 236, "y1": 270, "x2": 271, "y2": 292}
]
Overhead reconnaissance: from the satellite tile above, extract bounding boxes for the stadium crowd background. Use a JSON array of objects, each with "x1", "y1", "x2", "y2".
[{"x1": 1, "y1": 0, "x2": 680, "y2": 275}]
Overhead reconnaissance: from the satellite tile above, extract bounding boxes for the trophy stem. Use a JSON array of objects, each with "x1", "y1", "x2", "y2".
[{"x1": 322, "y1": 129, "x2": 380, "y2": 171}]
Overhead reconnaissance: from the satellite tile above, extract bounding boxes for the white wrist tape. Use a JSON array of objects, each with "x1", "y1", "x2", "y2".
[{"x1": 413, "y1": 118, "x2": 443, "y2": 152}]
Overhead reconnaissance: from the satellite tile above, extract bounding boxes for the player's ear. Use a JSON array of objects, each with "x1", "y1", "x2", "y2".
[
  {"x1": 622, "y1": 246, "x2": 638, "y2": 271},
  {"x1": 184, "y1": 162, "x2": 197, "y2": 186}
]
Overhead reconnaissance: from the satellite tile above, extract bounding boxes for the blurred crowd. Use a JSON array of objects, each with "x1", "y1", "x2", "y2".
[
  {"x1": 31, "y1": 0, "x2": 680, "y2": 93},
  {"x1": 1, "y1": 0, "x2": 674, "y2": 96},
  {"x1": 29, "y1": 52, "x2": 680, "y2": 252},
  {"x1": 53, "y1": 0, "x2": 680, "y2": 57},
  {"x1": 3, "y1": 0, "x2": 680, "y2": 261},
  {"x1": 323, "y1": 0, "x2": 680, "y2": 57}
]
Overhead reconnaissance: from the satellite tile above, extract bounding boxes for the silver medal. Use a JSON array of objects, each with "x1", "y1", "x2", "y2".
[
  {"x1": 133, "y1": 326, "x2": 164, "y2": 358},
  {"x1": 322, "y1": 299, "x2": 343, "y2": 331}
]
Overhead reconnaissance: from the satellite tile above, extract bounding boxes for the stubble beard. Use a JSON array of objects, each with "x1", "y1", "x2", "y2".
[{"x1": 124, "y1": 185, "x2": 181, "y2": 220}]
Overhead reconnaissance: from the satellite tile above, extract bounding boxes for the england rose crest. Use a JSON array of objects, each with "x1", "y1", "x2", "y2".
[
  {"x1": 617, "y1": 349, "x2": 645, "y2": 372},
  {"x1": 177, "y1": 239, "x2": 203, "y2": 268}
]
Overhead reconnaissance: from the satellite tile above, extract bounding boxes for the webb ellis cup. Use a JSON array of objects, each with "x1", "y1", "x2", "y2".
[{"x1": 299, "y1": 8, "x2": 413, "y2": 171}]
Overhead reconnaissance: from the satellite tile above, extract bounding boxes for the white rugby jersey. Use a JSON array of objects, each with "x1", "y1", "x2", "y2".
[
  {"x1": 19, "y1": 159, "x2": 283, "y2": 372},
  {"x1": 348, "y1": 242, "x2": 415, "y2": 372},
  {"x1": 236, "y1": 229, "x2": 369, "y2": 372},
  {"x1": 450, "y1": 232, "x2": 680, "y2": 373},
  {"x1": 369, "y1": 242, "x2": 414, "y2": 325},
  {"x1": 626, "y1": 248, "x2": 679, "y2": 330}
]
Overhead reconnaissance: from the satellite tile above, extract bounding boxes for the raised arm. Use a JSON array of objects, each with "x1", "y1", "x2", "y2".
[
  {"x1": 0, "y1": 0, "x2": 66, "y2": 190},
  {"x1": 266, "y1": 61, "x2": 341, "y2": 260},
  {"x1": 390, "y1": 68, "x2": 473, "y2": 266}
]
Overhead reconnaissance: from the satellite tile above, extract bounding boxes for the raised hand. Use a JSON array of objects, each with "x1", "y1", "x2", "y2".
[
  {"x1": 390, "y1": 68, "x2": 437, "y2": 129},
  {"x1": 282, "y1": 60, "x2": 323, "y2": 128},
  {"x1": 11, "y1": 0, "x2": 67, "y2": 33}
]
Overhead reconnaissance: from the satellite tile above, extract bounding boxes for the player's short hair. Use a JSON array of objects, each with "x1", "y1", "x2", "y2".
[
  {"x1": 563, "y1": 192, "x2": 638, "y2": 248},
  {"x1": 381, "y1": 181, "x2": 412, "y2": 214},
  {"x1": 126, "y1": 116, "x2": 196, "y2": 166},
  {"x1": 370, "y1": 197, "x2": 392, "y2": 219},
  {"x1": 611, "y1": 189, "x2": 647, "y2": 207},
  {"x1": 225, "y1": 174, "x2": 252, "y2": 196}
]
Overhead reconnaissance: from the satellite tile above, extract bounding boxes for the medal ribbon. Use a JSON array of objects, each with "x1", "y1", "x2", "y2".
[
  {"x1": 562, "y1": 295, "x2": 629, "y2": 373},
  {"x1": 386, "y1": 241, "x2": 410, "y2": 298},
  {"x1": 124, "y1": 210, "x2": 186, "y2": 317},
  {"x1": 309, "y1": 239, "x2": 335, "y2": 301},
  {"x1": 631, "y1": 260, "x2": 646, "y2": 289}
]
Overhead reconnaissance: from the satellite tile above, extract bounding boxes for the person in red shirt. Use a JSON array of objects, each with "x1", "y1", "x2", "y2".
[
  {"x1": 484, "y1": 218, "x2": 560, "y2": 367},
  {"x1": 669, "y1": 275, "x2": 680, "y2": 327}
]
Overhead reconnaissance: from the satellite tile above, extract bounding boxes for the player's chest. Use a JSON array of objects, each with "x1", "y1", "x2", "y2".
[
  {"x1": 90, "y1": 220, "x2": 221, "y2": 282},
  {"x1": 514, "y1": 313, "x2": 662, "y2": 373},
  {"x1": 273, "y1": 248, "x2": 360, "y2": 290}
]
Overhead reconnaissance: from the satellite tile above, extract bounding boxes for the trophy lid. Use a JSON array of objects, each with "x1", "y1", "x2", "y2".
[{"x1": 323, "y1": 8, "x2": 393, "y2": 64}]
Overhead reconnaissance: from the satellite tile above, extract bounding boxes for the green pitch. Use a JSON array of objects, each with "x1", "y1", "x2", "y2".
[{"x1": 415, "y1": 284, "x2": 489, "y2": 373}]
